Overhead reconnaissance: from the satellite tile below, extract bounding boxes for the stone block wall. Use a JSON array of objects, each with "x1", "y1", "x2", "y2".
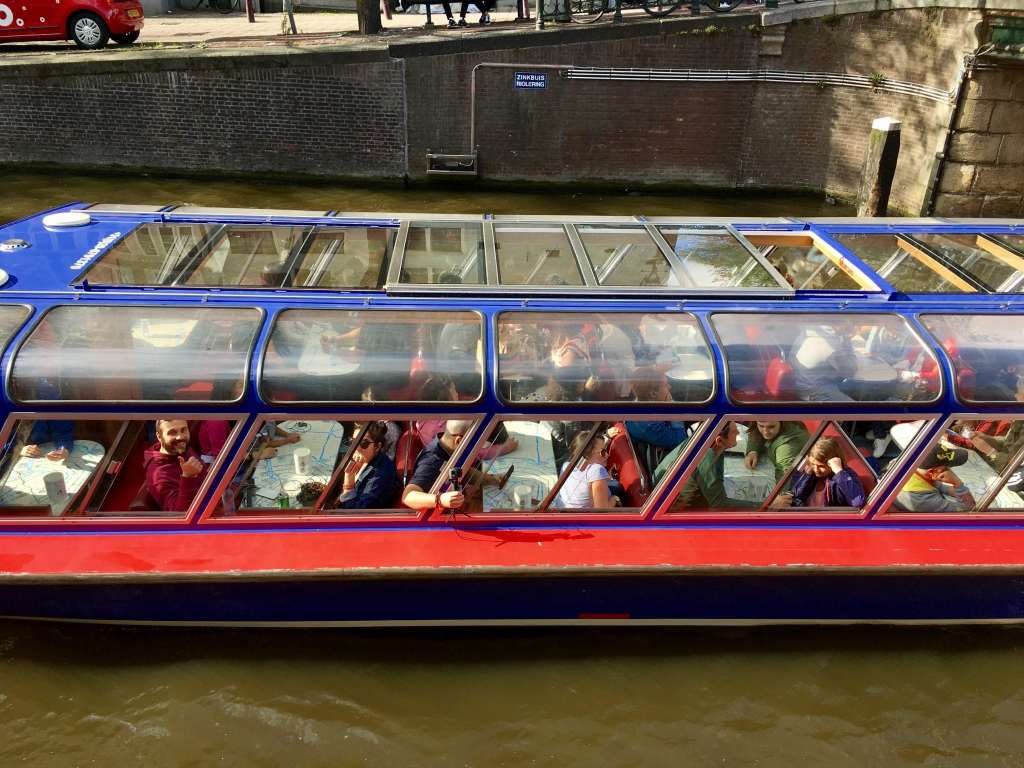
[{"x1": 934, "y1": 61, "x2": 1024, "y2": 217}]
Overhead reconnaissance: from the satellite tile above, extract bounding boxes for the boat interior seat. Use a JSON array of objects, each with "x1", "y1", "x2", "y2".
[
  {"x1": 128, "y1": 481, "x2": 161, "y2": 513},
  {"x1": 395, "y1": 428, "x2": 424, "y2": 487},
  {"x1": 764, "y1": 356, "x2": 795, "y2": 399},
  {"x1": 174, "y1": 381, "x2": 214, "y2": 401},
  {"x1": 607, "y1": 425, "x2": 648, "y2": 508}
]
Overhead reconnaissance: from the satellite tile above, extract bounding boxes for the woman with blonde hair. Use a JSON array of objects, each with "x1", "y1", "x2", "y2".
[{"x1": 554, "y1": 431, "x2": 620, "y2": 509}]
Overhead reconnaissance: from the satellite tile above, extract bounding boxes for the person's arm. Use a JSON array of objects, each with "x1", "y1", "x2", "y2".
[
  {"x1": 831, "y1": 467, "x2": 866, "y2": 507},
  {"x1": 590, "y1": 478, "x2": 618, "y2": 508},
  {"x1": 627, "y1": 421, "x2": 689, "y2": 450},
  {"x1": 338, "y1": 467, "x2": 394, "y2": 510},
  {"x1": 50, "y1": 421, "x2": 74, "y2": 456},
  {"x1": 402, "y1": 483, "x2": 463, "y2": 511},
  {"x1": 150, "y1": 457, "x2": 205, "y2": 513},
  {"x1": 772, "y1": 435, "x2": 804, "y2": 479},
  {"x1": 788, "y1": 471, "x2": 814, "y2": 507}
]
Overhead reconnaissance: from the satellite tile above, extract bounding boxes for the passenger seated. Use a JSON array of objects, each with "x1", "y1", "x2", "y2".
[
  {"x1": 791, "y1": 322, "x2": 858, "y2": 402},
  {"x1": 625, "y1": 373, "x2": 688, "y2": 449},
  {"x1": 893, "y1": 444, "x2": 974, "y2": 513},
  {"x1": 522, "y1": 360, "x2": 597, "y2": 403},
  {"x1": 21, "y1": 420, "x2": 74, "y2": 462},
  {"x1": 402, "y1": 420, "x2": 501, "y2": 512},
  {"x1": 197, "y1": 420, "x2": 232, "y2": 464},
  {"x1": 144, "y1": 419, "x2": 207, "y2": 513},
  {"x1": 654, "y1": 423, "x2": 757, "y2": 510},
  {"x1": 336, "y1": 422, "x2": 400, "y2": 510},
  {"x1": 782, "y1": 438, "x2": 866, "y2": 508},
  {"x1": 743, "y1": 420, "x2": 810, "y2": 481},
  {"x1": 962, "y1": 375, "x2": 1024, "y2": 472},
  {"x1": 554, "y1": 432, "x2": 619, "y2": 509}
]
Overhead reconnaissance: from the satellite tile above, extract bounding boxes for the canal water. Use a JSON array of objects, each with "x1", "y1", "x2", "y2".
[{"x1": 3, "y1": 172, "x2": 1024, "y2": 767}]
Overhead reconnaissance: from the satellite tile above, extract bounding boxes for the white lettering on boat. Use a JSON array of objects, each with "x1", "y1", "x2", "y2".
[{"x1": 71, "y1": 232, "x2": 122, "y2": 271}]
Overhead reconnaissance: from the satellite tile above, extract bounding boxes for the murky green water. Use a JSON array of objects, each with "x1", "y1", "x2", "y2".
[{"x1": 3, "y1": 172, "x2": 1021, "y2": 768}]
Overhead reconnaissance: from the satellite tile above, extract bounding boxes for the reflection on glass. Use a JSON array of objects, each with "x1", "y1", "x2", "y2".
[
  {"x1": 657, "y1": 227, "x2": 777, "y2": 288},
  {"x1": 576, "y1": 225, "x2": 672, "y2": 287},
  {"x1": 400, "y1": 222, "x2": 485, "y2": 285},
  {"x1": 920, "y1": 314, "x2": 1024, "y2": 403},
  {"x1": 261, "y1": 309, "x2": 483, "y2": 403},
  {"x1": 10, "y1": 306, "x2": 260, "y2": 403},
  {"x1": 183, "y1": 226, "x2": 307, "y2": 287},
  {"x1": 760, "y1": 244, "x2": 860, "y2": 290},
  {"x1": 291, "y1": 228, "x2": 392, "y2": 289},
  {"x1": 497, "y1": 312, "x2": 713, "y2": 404},
  {"x1": 495, "y1": 224, "x2": 582, "y2": 286},
  {"x1": 0, "y1": 305, "x2": 30, "y2": 352},
  {"x1": 831, "y1": 233, "x2": 961, "y2": 293},
  {"x1": 912, "y1": 233, "x2": 1020, "y2": 292},
  {"x1": 711, "y1": 313, "x2": 938, "y2": 404},
  {"x1": 80, "y1": 223, "x2": 215, "y2": 286},
  {"x1": 0, "y1": 417, "x2": 236, "y2": 518}
]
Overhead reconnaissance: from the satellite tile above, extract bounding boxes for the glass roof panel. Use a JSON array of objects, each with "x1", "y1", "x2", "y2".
[
  {"x1": 399, "y1": 222, "x2": 485, "y2": 286},
  {"x1": 80, "y1": 223, "x2": 215, "y2": 286},
  {"x1": 576, "y1": 225, "x2": 673, "y2": 287},
  {"x1": 830, "y1": 233, "x2": 964, "y2": 293},
  {"x1": 0, "y1": 305, "x2": 30, "y2": 353},
  {"x1": 290, "y1": 228, "x2": 393, "y2": 289},
  {"x1": 656, "y1": 227, "x2": 779, "y2": 289},
  {"x1": 262, "y1": 309, "x2": 483, "y2": 404},
  {"x1": 759, "y1": 244, "x2": 860, "y2": 290},
  {"x1": 910, "y1": 233, "x2": 1021, "y2": 292},
  {"x1": 11, "y1": 306, "x2": 261, "y2": 403},
  {"x1": 920, "y1": 314, "x2": 1024, "y2": 403},
  {"x1": 183, "y1": 226, "x2": 307, "y2": 287},
  {"x1": 495, "y1": 224, "x2": 583, "y2": 287}
]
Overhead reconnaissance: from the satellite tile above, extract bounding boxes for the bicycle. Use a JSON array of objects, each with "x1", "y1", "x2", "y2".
[
  {"x1": 175, "y1": 0, "x2": 242, "y2": 14},
  {"x1": 568, "y1": 0, "x2": 800, "y2": 23}
]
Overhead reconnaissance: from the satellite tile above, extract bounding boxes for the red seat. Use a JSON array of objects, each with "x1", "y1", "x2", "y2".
[
  {"x1": 765, "y1": 356, "x2": 795, "y2": 399},
  {"x1": 174, "y1": 381, "x2": 214, "y2": 401},
  {"x1": 395, "y1": 428, "x2": 424, "y2": 487},
  {"x1": 128, "y1": 481, "x2": 160, "y2": 513},
  {"x1": 607, "y1": 432, "x2": 647, "y2": 508}
]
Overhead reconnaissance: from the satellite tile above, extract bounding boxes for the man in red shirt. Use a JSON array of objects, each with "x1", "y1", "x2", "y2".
[{"x1": 144, "y1": 419, "x2": 206, "y2": 513}]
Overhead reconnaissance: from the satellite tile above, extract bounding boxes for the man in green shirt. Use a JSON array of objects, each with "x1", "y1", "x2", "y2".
[
  {"x1": 654, "y1": 422, "x2": 758, "y2": 511},
  {"x1": 743, "y1": 420, "x2": 810, "y2": 481}
]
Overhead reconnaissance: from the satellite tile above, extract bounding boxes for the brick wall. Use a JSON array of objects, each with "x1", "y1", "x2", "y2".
[{"x1": 934, "y1": 60, "x2": 1024, "y2": 217}]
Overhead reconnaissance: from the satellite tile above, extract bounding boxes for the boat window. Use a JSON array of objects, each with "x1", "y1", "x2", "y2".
[
  {"x1": 495, "y1": 223, "x2": 583, "y2": 286},
  {"x1": 0, "y1": 416, "x2": 239, "y2": 519},
  {"x1": 0, "y1": 305, "x2": 31, "y2": 352},
  {"x1": 744, "y1": 234, "x2": 864, "y2": 290},
  {"x1": 710, "y1": 313, "x2": 940, "y2": 404},
  {"x1": 657, "y1": 417, "x2": 928, "y2": 514},
  {"x1": 77, "y1": 224, "x2": 395, "y2": 289},
  {"x1": 656, "y1": 227, "x2": 779, "y2": 289},
  {"x1": 886, "y1": 419, "x2": 1024, "y2": 514},
  {"x1": 919, "y1": 315, "x2": 1024, "y2": 404},
  {"x1": 398, "y1": 222, "x2": 485, "y2": 285},
  {"x1": 911, "y1": 233, "x2": 1023, "y2": 293},
  {"x1": 575, "y1": 225, "x2": 672, "y2": 287},
  {"x1": 468, "y1": 417, "x2": 703, "y2": 514},
  {"x1": 497, "y1": 312, "x2": 713, "y2": 405},
  {"x1": 10, "y1": 305, "x2": 261, "y2": 403},
  {"x1": 79, "y1": 223, "x2": 216, "y2": 286},
  {"x1": 261, "y1": 309, "x2": 483, "y2": 404},
  {"x1": 829, "y1": 233, "x2": 970, "y2": 293}
]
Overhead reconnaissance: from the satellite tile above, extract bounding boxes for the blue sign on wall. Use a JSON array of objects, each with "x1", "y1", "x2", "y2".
[{"x1": 514, "y1": 72, "x2": 547, "y2": 90}]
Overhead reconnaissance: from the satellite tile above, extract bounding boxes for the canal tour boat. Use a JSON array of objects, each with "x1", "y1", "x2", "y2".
[{"x1": 0, "y1": 202, "x2": 1022, "y2": 626}]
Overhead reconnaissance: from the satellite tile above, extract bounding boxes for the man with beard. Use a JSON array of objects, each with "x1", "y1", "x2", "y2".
[{"x1": 144, "y1": 419, "x2": 206, "y2": 513}]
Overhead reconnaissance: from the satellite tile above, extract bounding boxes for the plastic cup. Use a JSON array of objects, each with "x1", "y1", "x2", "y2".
[
  {"x1": 43, "y1": 472, "x2": 67, "y2": 507},
  {"x1": 513, "y1": 483, "x2": 533, "y2": 508},
  {"x1": 293, "y1": 447, "x2": 311, "y2": 475}
]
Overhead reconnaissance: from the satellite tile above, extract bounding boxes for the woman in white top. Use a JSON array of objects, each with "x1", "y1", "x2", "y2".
[{"x1": 554, "y1": 433, "x2": 620, "y2": 509}]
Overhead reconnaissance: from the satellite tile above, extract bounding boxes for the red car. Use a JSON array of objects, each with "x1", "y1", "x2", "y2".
[{"x1": 0, "y1": 0, "x2": 143, "y2": 49}]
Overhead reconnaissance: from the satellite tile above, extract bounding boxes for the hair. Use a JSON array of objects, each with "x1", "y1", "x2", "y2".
[
  {"x1": 632, "y1": 369, "x2": 668, "y2": 402},
  {"x1": 570, "y1": 430, "x2": 604, "y2": 463},
  {"x1": 444, "y1": 419, "x2": 474, "y2": 438},
  {"x1": 361, "y1": 385, "x2": 382, "y2": 402},
  {"x1": 155, "y1": 418, "x2": 188, "y2": 434},
  {"x1": 418, "y1": 374, "x2": 456, "y2": 402},
  {"x1": 808, "y1": 437, "x2": 843, "y2": 462},
  {"x1": 362, "y1": 421, "x2": 389, "y2": 446},
  {"x1": 437, "y1": 271, "x2": 462, "y2": 284}
]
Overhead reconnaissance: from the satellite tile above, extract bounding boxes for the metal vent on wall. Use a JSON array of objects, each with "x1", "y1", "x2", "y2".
[{"x1": 426, "y1": 153, "x2": 478, "y2": 177}]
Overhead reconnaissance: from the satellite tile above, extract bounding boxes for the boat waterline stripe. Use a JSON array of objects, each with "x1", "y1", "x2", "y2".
[{"x1": 564, "y1": 67, "x2": 952, "y2": 103}]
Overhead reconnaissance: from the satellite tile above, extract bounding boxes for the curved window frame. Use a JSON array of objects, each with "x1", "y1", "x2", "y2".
[
  {"x1": 874, "y1": 413, "x2": 1024, "y2": 521},
  {"x1": 0, "y1": 303, "x2": 33, "y2": 357},
  {"x1": 708, "y1": 311, "x2": 944, "y2": 407},
  {"x1": 651, "y1": 413, "x2": 941, "y2": 522},
  {"x1": 918, "y1": 313, "x2": 1024, "y2": 406},
  {"x1": 7, "y1": 304, "x2": 264, "y2": 406},
  {"x1": 493, "y1": 310, "x2": 717, "y2": 408},
  {"x1": 257, "y1": 307, "x2": 487, "y2": 406},
  {"x1": 0, "y1": 411, "x2": 245, "y2": 526}
]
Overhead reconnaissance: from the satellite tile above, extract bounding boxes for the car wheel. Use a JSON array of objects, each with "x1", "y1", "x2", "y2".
[
  {"x1": 69, "y1": 12, "x2": 109, "y2": 49},
  {"x1": 111, "y1": 30, "x2": 140, "y2": 45}
]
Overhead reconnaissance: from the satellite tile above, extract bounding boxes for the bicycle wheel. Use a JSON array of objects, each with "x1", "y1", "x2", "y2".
[
  {"x1": 570, "y1": 0, "x2": 608, "y2": 23},
  {"x1": 175, "y1": 0, "x2": 204, "y2": 10},
  {"x1": 214, "y1": 0, "x2": 234, "y2": 14},
  {"x1": 642, "y1": 0, "x2": 680, "y2": 17},
  {"x1": 699, "y1": 0, "x2": 744, "y2": 12}
]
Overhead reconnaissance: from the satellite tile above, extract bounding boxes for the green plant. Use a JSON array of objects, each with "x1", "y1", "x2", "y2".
[{"x1": 869, "y1": 71, "x2": 886, "y2": 90}]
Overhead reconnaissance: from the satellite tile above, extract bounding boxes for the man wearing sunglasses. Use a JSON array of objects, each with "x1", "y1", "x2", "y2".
[{"x1": 337, "y1": 422, "x2": 400, "y2": 510}]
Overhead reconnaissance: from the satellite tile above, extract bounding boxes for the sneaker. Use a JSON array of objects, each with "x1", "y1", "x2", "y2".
[
  {"x1": 479, "y1": 12, "x2": 490, "y2": 23},
  {"x1": 457, "y1": 17, "x2": 467, "y2": 25},
  {"x1": 447, "y1": 17, "x2": 457, "y2": 26}
]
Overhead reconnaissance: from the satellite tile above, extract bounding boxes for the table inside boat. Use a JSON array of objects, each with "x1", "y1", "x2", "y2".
[
  {"x1": 0, "y1": 440, "x2": 104, "y2": 516},
  {"x1": 246, "y1": 420, "x2": 344, "y2": 508},
  {"x1": 722, "y1": 448, "x2": 778, "y2": 504},
  {"x1": 482, "y1": 421, "x2": 558, "y2": 511},
  {"x1": 953, "y1": 445, "x2": 1024, "y2": 510}
]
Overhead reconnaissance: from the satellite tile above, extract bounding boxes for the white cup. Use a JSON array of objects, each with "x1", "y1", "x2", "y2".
[
  {"x1": 43, "y1": 472, "x2": 67, "y2": 507},
  {"x1": 513, "y1": 483, "x2": 533, "y2": 508},
  {"x1": 293, "y1": 447, "x2": 311, "y2": 475}
]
